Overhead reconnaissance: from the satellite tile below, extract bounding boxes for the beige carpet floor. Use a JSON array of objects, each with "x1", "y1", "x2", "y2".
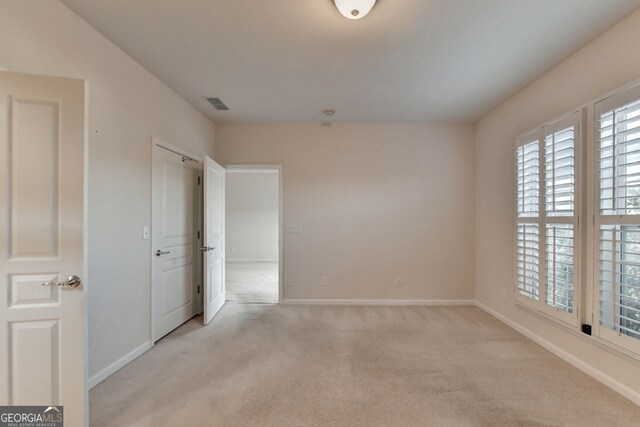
[
  {"x1": 225, "y1": 261, "x2": 279, "y2": 303},
  {"x1": 89, "y1": 302, "x2": 640, "y2": 426}
]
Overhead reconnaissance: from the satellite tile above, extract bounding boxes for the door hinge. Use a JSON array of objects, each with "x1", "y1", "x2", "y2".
[
  {"x1": 197, "y1": 285, "x2": 201, "y2": 294},
  {"x1": 198, "y1": 230, "x2": 201, "y2": 239},
  {"x1": 197, "y1": 176, "x2": 201, "y2": 185}
]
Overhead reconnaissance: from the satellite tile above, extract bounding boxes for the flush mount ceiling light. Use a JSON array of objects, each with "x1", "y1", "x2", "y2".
[{"x1": 332, "y1": 0, "x2": 377, "y2": 20}]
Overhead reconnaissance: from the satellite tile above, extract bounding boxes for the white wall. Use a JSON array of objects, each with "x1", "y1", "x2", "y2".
[
  {"x1": 475, "y1": 9, "x2": 640, "y2": 399},
  {"x1": 0, "y1": 1, "x2": 216, "y2": 381},
  {"x1": 226, "y1": 172, "x2": 279, "y2": 262},
  {"x1": 216, "y1": 123, "x2": 475, "y2": 301}
]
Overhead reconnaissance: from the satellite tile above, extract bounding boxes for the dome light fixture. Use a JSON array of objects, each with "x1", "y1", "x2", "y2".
[{"x1": 332, "y1": 0, "x2": 377, "y2": 20}]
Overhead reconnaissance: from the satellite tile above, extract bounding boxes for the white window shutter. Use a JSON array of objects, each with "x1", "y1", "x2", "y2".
[
  {"x1": 515, "y1": 112, "x2": 579, "y2": 323},
  {"x1": 596, "y1": 89, "x2": 640, "y2": 346}
]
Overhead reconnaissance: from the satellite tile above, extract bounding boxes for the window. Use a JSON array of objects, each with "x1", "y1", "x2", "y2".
[
  {"x1": 516, "y1": 112, "x2": 580, "y2": 326},
  {"x1": 594, "y1": 83, "x2": 640, "y2": 354},
  {"x1": 513, "y1": 80, "x2": 640, "y2": 358}
]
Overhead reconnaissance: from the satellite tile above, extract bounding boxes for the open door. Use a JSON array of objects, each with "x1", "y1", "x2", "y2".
[
  {"x1": 0, "y1": 72, "x2": 87, "y2": 425},
  {"x1": 202, "y1": 156, "x2": 225, "y2": 324},
  {"x1": 151, "y1": 143, "x2": 201, "y2": 341}
]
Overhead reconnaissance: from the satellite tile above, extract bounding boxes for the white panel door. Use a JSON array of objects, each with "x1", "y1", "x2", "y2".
[
  {"x1": 152, "y1": 145, "x2": 200, "y2": 342},
  {"x1": 203, "y1": 157, "x2": 225, "y2": 325},
  {"x1": 0, "y1": 72, "x2": 86, "y2": 425}
]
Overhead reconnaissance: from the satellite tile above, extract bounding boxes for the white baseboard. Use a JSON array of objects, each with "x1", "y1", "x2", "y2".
[
  {"x1": 88, "y1": 341, "x2": 153, "y2": 389},
  {"x1": 283, "y1": 299, "x2": 475, "y2": 306},
  {"x1": 227, "y1": 258, "x2": 278, "y2": 263},
  {"x1": 474, "y1": 300, "x2": 640, "y2": 407}
]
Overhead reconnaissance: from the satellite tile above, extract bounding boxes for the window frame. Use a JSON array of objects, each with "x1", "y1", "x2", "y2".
[
  {"x1": 592, "y1": 81, "x2": 640, "y2": 356},
  {"x1": 515, "y1": 110, "x2": 582, "y2": 327}
]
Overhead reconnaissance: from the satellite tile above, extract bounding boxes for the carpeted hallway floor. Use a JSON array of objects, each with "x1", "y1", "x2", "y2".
[
  {"x1": 89, "y1": 302, "x2": 640, "y2": 426},
  {"x1": 225, "y1": 261, "x2": 279, "y2": 303}
]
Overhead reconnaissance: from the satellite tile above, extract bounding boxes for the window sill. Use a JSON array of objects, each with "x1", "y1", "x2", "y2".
[{"x1": 513, "y1": 299, "x2": 640, "y2": 366}]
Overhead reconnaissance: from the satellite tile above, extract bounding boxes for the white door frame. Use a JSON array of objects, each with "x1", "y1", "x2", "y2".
[
  {"x1": 224, "y1": 164, "x2": 284, "y2": 303},
  {"x1": 150, "y1": 137, "x2": 203, "y2": 342}
]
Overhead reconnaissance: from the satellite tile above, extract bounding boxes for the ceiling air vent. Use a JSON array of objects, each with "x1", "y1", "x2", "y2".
[{"x1": 206, "y1": 97, "x2": 229, "y2": 111}]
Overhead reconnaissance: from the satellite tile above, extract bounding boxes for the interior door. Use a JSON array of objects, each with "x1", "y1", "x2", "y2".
[
  {"x1": 0, "y1": 72, "x2": 87, "y2": 425},
  {"x1": 203, "y1": 156, "x2": 225, "y2": 324},
  {"x1": 151, "y1": 144, "x2": 200, "y2": 341}
]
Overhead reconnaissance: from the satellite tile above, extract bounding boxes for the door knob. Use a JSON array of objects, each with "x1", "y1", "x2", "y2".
[
  {"x1": 42, "y1": 275, "x2": 82, "y2": 288},
  {"x1": 199, "y1": 246, "x2": 216, "y2": 252},
  {"x1": 155, "y1": 250, "x2": 171, "y2": 257}
]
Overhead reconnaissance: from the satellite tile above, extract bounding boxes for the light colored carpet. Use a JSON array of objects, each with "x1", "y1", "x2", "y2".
[
  {"x1": 225, "y1": 261, "x2": 279, "y2": 303},
  {"x1": 89, "y1": 303, "x2": 640, "y2": 426}
]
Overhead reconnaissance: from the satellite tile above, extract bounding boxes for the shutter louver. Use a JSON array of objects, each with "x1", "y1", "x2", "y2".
[
  {"x1": 599, "y1": 225, "x2": 640, "y2": 340},
  {"x1": 546, "y1": 224, "x2": 574, "y2": 312},
  {"x1": 599, "y1": 99, "x2": 640, "y2": 215},
  {"x1": 517, "y1": 224, "x2": 540, "y2": 300},
  {"x1": 545, "y1": 127, "x2": 575, "y2": 217},
  {"x1": 517, "y1": 142, "x2": 539, "y2": 218}
]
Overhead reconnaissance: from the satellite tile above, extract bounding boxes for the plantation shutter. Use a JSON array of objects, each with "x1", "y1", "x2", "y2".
[
  {"x1": 544, "y1": 117, "x2": 578, "y2": 315},
  {"x1": 596, "y1": 84, "x2": 640, "y2": 347},
  {"x1": 515, "y1": 112, "x2": 579, "y2": 325},
  {"x1": 516, "y1": 132, "x2": 542, "y2": 301}
]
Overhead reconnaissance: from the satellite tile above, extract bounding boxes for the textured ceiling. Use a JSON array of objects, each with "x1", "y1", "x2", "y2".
[{"x1": 61, "y1": 0, "x2": 640, "y2": 122}]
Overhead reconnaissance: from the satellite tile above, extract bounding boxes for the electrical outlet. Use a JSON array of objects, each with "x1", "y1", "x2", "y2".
[
  {"x1": 321, "y1": 276, "x2": 328, "y2": 286},
  {"x1": 395, "y1": 276, "x2": 402, "y2": 287}
]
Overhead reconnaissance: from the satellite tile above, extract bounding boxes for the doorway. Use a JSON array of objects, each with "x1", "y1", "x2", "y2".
[{"x1": 224, "y1": 166, "x2": 283, "y2": 304}]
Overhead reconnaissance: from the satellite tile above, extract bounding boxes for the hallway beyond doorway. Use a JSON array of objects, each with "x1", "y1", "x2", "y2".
[{"x1": 226, "y1": 261, "x2": 278, "y2": 303}]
